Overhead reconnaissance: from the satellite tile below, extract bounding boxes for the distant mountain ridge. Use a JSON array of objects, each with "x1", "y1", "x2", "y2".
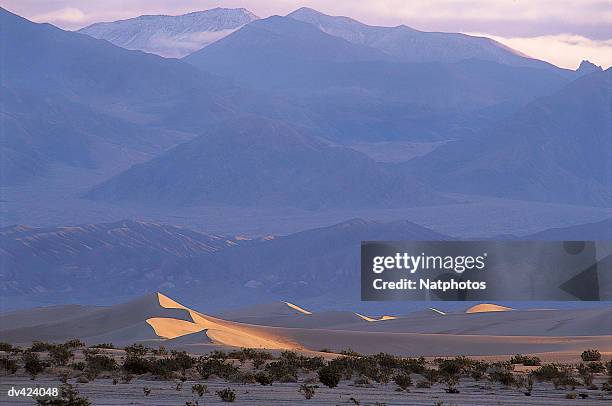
[
  {"x1": 85, "y1": 116, "x2": 442, "y2": 209},
  {"x1": 287, "y1": 7, "x2": 555, "y2": 69},
  {"x1": 185, "y1": 14, "x2": 570, "y2": 142},
  {"x1": 0, "y1": 220, "x2": 240, "y2": 300},
  {"x1": 78, "y1": 8, "x2": 259, "y2": 58},
  {"x1": 0, "y1": 218, "x2": 450, "y2": 310}
]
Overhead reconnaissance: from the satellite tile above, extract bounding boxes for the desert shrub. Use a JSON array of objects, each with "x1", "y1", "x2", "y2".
[
  {"x1": 228, "y1": 349, "x2": 274, "y2": 369},
  {"x1": 318, "y1": 365, "x2": 341, "y2": 388},
  {"x1": 227, "y1": 371, "x2": 256, "y2": 384},
  {"x1": 143, "y1": 387, "x2": 151, "y2": 396},
  {"x1": 581, "y1": 349, "x2": 601, "y2": 362},
  {"x1": 122, "y1": 355, "x2": 151, "y2": 375},
  {"x1": 265, "y1": 359, "x2": 298, "y2": 381},
  {"x1": 469, "y1": 361, "x2": 488, "y2": 380},
  {"x1": 553, "y1": 367, "x2": 579, "y2": 389},
  {"x1": 565, "y1": 392, "x2": 577, "y2": 399},
  {"x1": 586, "y1": 361, "x2": 605, "y2": 373},
  {"x1": 90, "y1": 343, "x2": 114, "y2": 349},
  {"x1": 0, "y1": 342, "x2": 13, "y2": 352},
  {"x1": 209, "y1": 350, "x2": 228, "y2": 360},
  {"x1": 216, "y1": 388, "x2": 236, "y2": 402},
  {"x1": 299, "y1": 384, "x2": 316, "y2": 399},
  {"x1": 151, "y1": 346, "x2": 168, "y2": 356},
  {"x1": 577, "y1": 363, "x2": 595, "y2": 388},
  {"x1": 444, "y1": 376, "x2": 460, "y2": 394},
  {"x1": 255, "y1": 372, "x2": 273, "y2": 386},
  {"x1": 437, "y1": 358, "x2": 464, "y2": 377},
  {"x1": 488, "y1": 370, "x2": 516, "y2": 387},
  {"x1": 172, "y1": 351, "x2": 194, "y2": 370},
  {"x1": 372, "y1": 352, "x2": 399, "y2": 370},
  {"x1": 397, "y1": 357, "x2": 427, "y2": 374},
  {"x1": 510, "y1": 354, "x2": 540, "y2": 366},
  {"x1": 85, "y1": 351, "x2": 117, "y2": 378},
  {"x1": 532, "y1": 364, "x2": 560, "y2": 381},
  {"x1": 302, "y1": 356, "x2": 325, "y2": 371},
  {"x1": 23, "y1": 352, "x2": 46, "y2": 379},
  {"x1": 0, "y1": 356, "x2": 18, "y2": 374},
  {"x1": 30, "y1": 341, "x2": 55, "y2": 352},
  {"x1": 69, "y1": 361, "x2": 86, "y2": 371},
  {"x1": 532, "y1": 364, "x2": 579, "y2": 389},
  {"x1": 148, "y1": 352, "x2": 194, "y2": 379},
  {"x1": 393, "y1": 373, "x2": 412, "y2": 391},
  {"x1": 196, "y1": 356, "x2": 238, "y2": 380},
  {"x1": 63, "y1": 339, "x2": 85, "y2": 349},
  {"x1": 422, "y1": 368, "x2": 439, "y2": 384},
  {"x1": 228, "y1": 348, "x2": 255, "y2": 363},
  {"x1": 437, "y1": 356, "x2": 478, "y2": 383},
  {"x1": 517, "y1": 373, "x2": 535, "y2": 396},
  {"x1": 49, "y1": 345, "x2": 73, "y2": 367},
  {"x1": 36, "y1": 383, "x2": 90, "y2": 405},
  {"x1": 192, "y1": 383, "x2": 208, "y2": 396},
  {"x1": 340, "y1": 348, "x2": 362, "y2": 357},
  {"x1": 124, "y1": 344, "x2": 149, "y2": 357}
]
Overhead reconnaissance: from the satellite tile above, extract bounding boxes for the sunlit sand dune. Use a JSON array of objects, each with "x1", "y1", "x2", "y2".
[
  {"x1": 1, "y1": 293, "x2": 611, "y2": 358},
  {"x1": 149, "y1": 293, "x2": 302, "y2": 350},
  {"x1": 466, "y1": 303, "x2": 514, "y2": 313},
  {"x1": 354, "y1": 313, "x2": 397, "y2": 322}
]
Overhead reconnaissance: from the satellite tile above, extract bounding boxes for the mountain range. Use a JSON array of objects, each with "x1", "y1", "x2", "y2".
[
  {"x1": 1, "y1": 5, "x2": 611, "y2": 315},
  {"x1": 0, "y1": 220, "x2": 243, "y2": 303},
  {"x1": 0, "y1": 218, "x2": 449, "y2": 310},
  {"x1": 184, "y1": 14, "x2": 571, "y2": 142},
  {"x1": 4, "y1": 216, "x2": 610, "y2": 311},
  {"x1": 84, "y1": 116, "x2": 441, "y2": 209},
  {"x1": 287, "y1": 7, "x2": 553, "y2": 69},
  {"x1": 408, "y1": 68, "x2": 612, "y2": 206},
  {"x1": 78, "y1": 8, "x2": 259, "y2": 58}
]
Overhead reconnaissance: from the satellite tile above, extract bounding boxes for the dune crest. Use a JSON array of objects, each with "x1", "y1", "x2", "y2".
[
  {"x1": 282, "y1": 301, "x2": 312, "y2": 315},
  {"x1": 466, "y1": 304, "x2": 514, "y2": 314},
  {"x1": 149, "y1": 292, "x2": 302, "y2": 350},
  {"x1": 354, "y1": 312, "x2": 397, "y2": 322}
]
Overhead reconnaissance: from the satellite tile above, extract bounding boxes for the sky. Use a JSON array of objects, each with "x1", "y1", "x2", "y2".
[{"x1": 2, "y1": 0, "x2": 611, "y2": 69}]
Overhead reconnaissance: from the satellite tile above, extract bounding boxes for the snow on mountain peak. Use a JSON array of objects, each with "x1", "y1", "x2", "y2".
[{"x1": 78, "y1": 8, "x2": 259, "y2": 58}]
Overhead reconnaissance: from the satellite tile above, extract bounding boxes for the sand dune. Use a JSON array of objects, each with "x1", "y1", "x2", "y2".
[
  {"x1": 354, "y1": 313, "x2": 397, "y2": 322},
  {"x1": 2, "y1": 293, "x2": 611, "y2": 358},
  {"x1": 466, "y1": 303, "x2": 514, "y2": 313},
  {"x1": 149, "y1": 293, "x2": 302, "y2": 350}
]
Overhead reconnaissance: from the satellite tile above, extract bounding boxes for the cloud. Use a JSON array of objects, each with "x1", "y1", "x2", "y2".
[
  {"x1": 475, "y1": 33, "x2": 612, "y2": 69},
  {"x1": 31, "y1": 7, "x2": 87, "y2": 25}
]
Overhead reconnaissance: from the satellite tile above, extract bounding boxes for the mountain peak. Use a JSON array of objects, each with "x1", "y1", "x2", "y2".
[
  {"x1": 576, "y1": 59, "x2": 603, "y2": 75},
  {"x1": 78, "y1": 7, "x2": 259, "y2": 58}
]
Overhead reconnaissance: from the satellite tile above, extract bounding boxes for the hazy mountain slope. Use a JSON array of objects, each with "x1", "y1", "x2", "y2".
[
  {"x1": 288, "y1": 7, "x2": 557, "y2": 70},
  {"x1": 408, "y1": 69, "x2": 612, "y2": 206},
  {"x1": 170, "y1": 218, "x2": 451, "y2": 309},
  {"x1": 85, "y1": 117, "x2": 440, "y2": 209},
  {"x1": 0, "y1": 218, "x2": 449, "y2": 310},
  {"x1": 0, "y1": 7, "x2": 241, "y2": 184},
  {"x1": 0, "y1": 220, "x2": 240, "y2": 301},
  {"x1": 185, "y1": 15, "x2": 569, "y2": 141},
  {"x1": 79, "y1": 8, "x2": 259, "y2": 58}
]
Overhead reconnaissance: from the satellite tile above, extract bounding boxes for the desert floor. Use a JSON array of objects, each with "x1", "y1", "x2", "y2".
[{"x1": 1, "y1": 375, "x2": 611, "y2": 405}]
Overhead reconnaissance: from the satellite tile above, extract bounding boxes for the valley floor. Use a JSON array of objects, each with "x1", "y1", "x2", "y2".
[{"x1": 1, "y1": 376, "x2": 611, "y2": 405}]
